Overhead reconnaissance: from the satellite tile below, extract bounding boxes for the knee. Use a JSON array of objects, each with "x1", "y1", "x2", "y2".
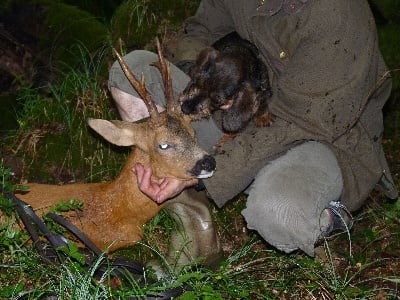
[
  {"x1": 124, "y1": 49, "x2": 158, "y2": 67},
  {"x1": 242, "y1": 191, "x2": 303, "y2": 234},
  {"x1": 164, "y1": 191, "x2": 214, "y2": 231},
  {"x1": 242, "y1": 192, "x2": 323, "y2": 256},
  {"x1": 240, "y1": 141, "x2": 344, "y2": 255}
]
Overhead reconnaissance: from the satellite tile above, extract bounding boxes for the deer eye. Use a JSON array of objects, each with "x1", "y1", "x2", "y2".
[{"x1": 159, "y1": 143, "x2": 171, "y2": 150}]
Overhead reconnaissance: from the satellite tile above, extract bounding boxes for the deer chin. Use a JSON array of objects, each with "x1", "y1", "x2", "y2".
[{"x1": 197, "y1": 170, "x2": 215, "y2": 179}]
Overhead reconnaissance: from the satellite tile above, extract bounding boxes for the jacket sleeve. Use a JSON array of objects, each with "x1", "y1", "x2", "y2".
[
  {"x1": 172, "y1": 0, "x2": 236, "y2": 63},
  {"x1": 203, "y1": 116, "x2": 310, "y2": 208}
]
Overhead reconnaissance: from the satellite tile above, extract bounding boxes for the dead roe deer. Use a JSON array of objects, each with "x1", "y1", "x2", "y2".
[{"x1": 16, "y1": 40, "x2": 217, "y2": 256}]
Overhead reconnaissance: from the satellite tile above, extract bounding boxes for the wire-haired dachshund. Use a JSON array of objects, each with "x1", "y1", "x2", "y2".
[{"x1": 179, "y1": 32, "x2": 274, "y2": 139}]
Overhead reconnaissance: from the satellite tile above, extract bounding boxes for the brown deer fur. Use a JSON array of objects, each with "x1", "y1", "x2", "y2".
[{"x1": 15, "y1": 40, "x2": 216, "y2": 252}]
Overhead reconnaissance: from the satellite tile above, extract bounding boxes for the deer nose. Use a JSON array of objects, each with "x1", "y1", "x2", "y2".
[
  {"x1": 190, "y1": 155, "x2": 216, "y2": 179},
  {"x1": 201, "y1": 155, "x2": 216, "y2": 171}
]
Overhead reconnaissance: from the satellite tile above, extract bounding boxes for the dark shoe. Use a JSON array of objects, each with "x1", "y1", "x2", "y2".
[
  {"x1": 327, "y1": 201, "x2": 354, "y2": 232},
  {"x1": 375, "y1": 173, "x2": 398, "y2": 200},
  {"x1": 318, "y1": 201, "x2": 354, "y2": 241}
]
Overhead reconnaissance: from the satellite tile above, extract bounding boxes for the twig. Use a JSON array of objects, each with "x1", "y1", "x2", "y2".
[{"x1": 333, "y1": 68, "x2": 400, "y2": 142}]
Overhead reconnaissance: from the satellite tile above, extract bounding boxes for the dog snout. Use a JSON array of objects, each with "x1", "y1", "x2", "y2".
[
  {"x1": 181, "y1": 99, "x2": 198, "y2": 114},
  {"x1": 180, "y1": 85, "x2": 209, "y2": 115}
]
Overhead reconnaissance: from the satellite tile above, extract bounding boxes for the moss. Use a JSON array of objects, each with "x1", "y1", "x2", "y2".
[
  {"x1": 110, "y1": 0, "x2": 156, "y2": 49},
  {"x1": 23, "y1": 128, "x2": 128, "y2": 184},
  {"x1": 40, "y1": 1, "x2": 109, "y2": 71},
  {"x1": 0, "y1": 93, "x2": 20, "y2": 131},
  {"x1": 370, "y1": 0, "x2": 400, "y2": 22},
  {"x1": 110, "y1": 0, "x2": 200, "y2": 49},
  {"x1": 59, "y1": 0, "x2": 123, "y2": 21},
  {"x1": 13, "y1": 50, "x2": 126, "y2": 183},
  {"x1": 378, "y1": 23, "x2": 400, "y2": 111},
  {"x1": 378, "y1": 24, "x2": 400, "y2": 82}
]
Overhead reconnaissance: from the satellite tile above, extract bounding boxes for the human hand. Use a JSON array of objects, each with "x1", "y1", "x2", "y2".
[{"x1": 133, "y1": 163, "x2": 198, "y2": 204}]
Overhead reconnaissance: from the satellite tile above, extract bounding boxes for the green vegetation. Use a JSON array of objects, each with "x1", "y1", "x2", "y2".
[
  {"x1": 110, "y1": 0, "x2": 201, "y2": 49},
  {"x1": 11, "y1": 44, "x2": 126, "y2": 183},
  {"x1": 0, "y1": 0, "x2": 399, "y2": 298},
  {"x1": 1, "y1": 162, "x2": 399, "y2": 298}
]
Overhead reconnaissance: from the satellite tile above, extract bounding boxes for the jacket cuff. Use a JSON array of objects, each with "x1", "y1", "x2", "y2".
[{"x1": 194, "y1": 179, "x2": 206, "y2": 191}]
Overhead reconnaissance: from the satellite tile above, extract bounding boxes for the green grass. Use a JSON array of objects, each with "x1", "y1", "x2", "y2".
[
  {"x1": 10, "y1": 43, "x2": 127, "y2": 184},
  {"x1": 1, "y1": 153, "x2": 399, "y2": 299},
  {"x1": 110, "y1": 0, "x2": 201, "y2": 49}
]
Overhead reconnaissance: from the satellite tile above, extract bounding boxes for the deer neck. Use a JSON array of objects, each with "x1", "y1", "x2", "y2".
[{"x1": 104, "y1": 147, "x2": 153, "y2": 204}]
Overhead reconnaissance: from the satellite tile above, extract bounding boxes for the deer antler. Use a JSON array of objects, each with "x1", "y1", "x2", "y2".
[
  {"x1": 112, "y1": 48, "x2": 160, "y2": 121},
  {"x1": 151, "y1": 38, "x2": 179, "y2": 113}
]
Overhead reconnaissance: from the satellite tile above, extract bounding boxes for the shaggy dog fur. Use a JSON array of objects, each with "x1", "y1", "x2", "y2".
[{"x1": 179, "y1": 32, "x2": 274, "y2": 134}]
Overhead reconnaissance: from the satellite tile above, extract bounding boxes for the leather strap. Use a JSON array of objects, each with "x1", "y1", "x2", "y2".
[
  {"x1": 46, "y1": 212, "x2": 145, "y2": 276},
  {"x1": 3, "y1": 189, "x2": 65, "y2": 263},
  {"x1": 46, "y1": 212, "x2": 102, "y2": 256}
]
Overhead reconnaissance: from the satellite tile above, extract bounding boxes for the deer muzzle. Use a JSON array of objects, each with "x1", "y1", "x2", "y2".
[{"x1": 190, "y1": 155, "x2": 216, "y2": 179}]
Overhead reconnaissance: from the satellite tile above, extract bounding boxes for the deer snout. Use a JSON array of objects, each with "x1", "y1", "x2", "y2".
[{"x1": 190, "y1": 155, "x2": 216, "y2": 179}]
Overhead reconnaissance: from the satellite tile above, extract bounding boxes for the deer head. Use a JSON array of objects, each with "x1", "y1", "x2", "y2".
[{"x1": 88, "y1": 39, "x2": 216, "y2": 180}]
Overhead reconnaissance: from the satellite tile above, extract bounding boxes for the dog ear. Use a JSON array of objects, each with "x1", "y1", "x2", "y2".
[
  {"x1": 190, "y1": 47, "x2": 219, "y2": 81},
  {"x1": 221, "y1": 82, "x2": 259, "y2": 133},
  {"x1": 198, "y1": 47, "x2": 219, "y2": 64}
]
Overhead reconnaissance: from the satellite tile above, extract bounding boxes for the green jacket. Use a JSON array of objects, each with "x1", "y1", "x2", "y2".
[{"x1": 173, "y1": 0, "x2": 398, "y2": 210}]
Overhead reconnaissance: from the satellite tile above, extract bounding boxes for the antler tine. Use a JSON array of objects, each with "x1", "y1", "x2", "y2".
[
  {"x1": 112, "y1": 48, "x2": 160, "y2": 120},
  {"x1": 151, "y1": 38, "x2": 178, "y2": 113}
]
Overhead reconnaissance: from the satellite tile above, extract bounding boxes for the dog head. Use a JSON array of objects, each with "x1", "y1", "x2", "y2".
[
  {"x1": 220, "y1": 81, "x2": 262, "y2": 133},
  {"x1": 180, "y1": 46, "x2": 266, "y2": 133},
  {"x1": 180, "y1": 47, "x2": 249, "y2": 119}
]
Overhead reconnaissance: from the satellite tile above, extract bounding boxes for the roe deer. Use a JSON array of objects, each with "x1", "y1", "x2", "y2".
[{"x1": 16, "y1": 39, "x2": 216, "y2": 253}]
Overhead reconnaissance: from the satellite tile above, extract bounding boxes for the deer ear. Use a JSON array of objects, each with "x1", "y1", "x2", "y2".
[{"x1": 87, "y1": 118, "x2": 139, "y2": 147}]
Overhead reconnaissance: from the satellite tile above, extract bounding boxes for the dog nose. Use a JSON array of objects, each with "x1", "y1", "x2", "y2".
[{"x1": 181, "y1": 101, "x2": 195, "y2": 115}]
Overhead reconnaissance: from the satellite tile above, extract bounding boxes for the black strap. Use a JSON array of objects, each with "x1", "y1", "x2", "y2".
[
  {"x1": 46, "y1": 212, "x2": 102, "y2": 256},
  {"x1": 46, "y1": 212, "x2": 145, "y2": 276},
  {"x1": 3, "y1": 189, "x2": 67, "y2": 263}
]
